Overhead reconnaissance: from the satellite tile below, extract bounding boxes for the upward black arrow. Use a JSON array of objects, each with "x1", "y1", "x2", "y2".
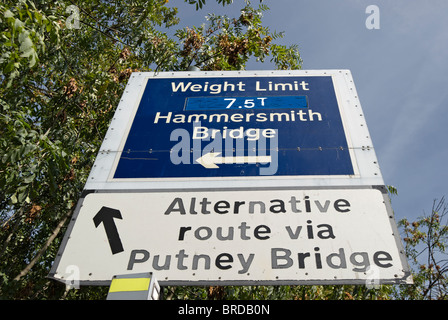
[{"x1": 93, "y1": 206, "x2": 124, "y2": 255}]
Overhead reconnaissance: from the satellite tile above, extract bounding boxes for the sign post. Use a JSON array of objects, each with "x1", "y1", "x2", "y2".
[
  {"x1": 106, "y1": 272, "x2": 160, "y2": 300},
  {"x1": 49, "y1": 70, "x2": 412, "y2": 287}
]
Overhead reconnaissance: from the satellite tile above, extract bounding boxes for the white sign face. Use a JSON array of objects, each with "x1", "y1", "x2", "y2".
[{"x1": 50, "y1": 188, "x2": 411, "y2": 285}]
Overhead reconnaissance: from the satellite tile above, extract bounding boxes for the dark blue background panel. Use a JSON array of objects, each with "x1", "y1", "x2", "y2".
[{"x1": 113, "y1": 76, "x2": 354, "y2": 179}]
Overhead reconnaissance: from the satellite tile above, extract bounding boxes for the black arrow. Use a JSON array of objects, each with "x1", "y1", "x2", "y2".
[{"x1": 93, "y1": 206, "x2": 124, "y2": 255}]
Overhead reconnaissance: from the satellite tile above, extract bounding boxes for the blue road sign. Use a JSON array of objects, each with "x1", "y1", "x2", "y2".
[{"x1": 113, "y1": 75, "x2": 354, "y2": 179}]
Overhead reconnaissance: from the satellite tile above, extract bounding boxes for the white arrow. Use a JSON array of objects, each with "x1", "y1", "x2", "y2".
[{"x1": 196, "y1": 152, "x2": 272, "y2": 169}]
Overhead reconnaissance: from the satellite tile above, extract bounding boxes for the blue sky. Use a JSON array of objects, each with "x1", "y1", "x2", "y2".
[{"x1": 172, "y1": 0, "x2": 448, "y2": 223}]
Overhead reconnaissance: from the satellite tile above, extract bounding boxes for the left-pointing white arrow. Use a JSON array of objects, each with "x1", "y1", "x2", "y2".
[{"x1": 196, "y1": 152, "x2": 272, "y2": 169}]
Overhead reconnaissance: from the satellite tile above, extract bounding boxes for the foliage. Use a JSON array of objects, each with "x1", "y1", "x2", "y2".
[
  {"x1": 164, "y1": 284, "x2": 393, "y2": 300},
  {"x1": 393, "y1": 197, "x2": 448, "y2": 299},
  {"x1": 175, "y1": 2, "x2": 302, "y2": 70},
  {"x1": 0, "y1": 0, "x2": 301, "y2": 299},
  {"x1": 186, "y1": 0, "x2": 234, "y2": 11}
]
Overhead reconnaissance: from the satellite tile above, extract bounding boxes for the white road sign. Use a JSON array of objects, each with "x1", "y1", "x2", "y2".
[{"x1": 50, "y1": 187, "x2": 411, "y2": 285}]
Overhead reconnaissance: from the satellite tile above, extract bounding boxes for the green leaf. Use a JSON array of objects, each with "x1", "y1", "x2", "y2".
[
  {"x1": 10, "y1": 193, "x2": 17, "y2": 204},
  {"x1": 4, "y1": 60, "x2": 15, "y2": 73}
]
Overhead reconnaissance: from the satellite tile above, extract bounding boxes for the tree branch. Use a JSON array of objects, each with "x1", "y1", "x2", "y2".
[{"x1": 14, "y1": 207, "x2": 73, "y2": 281}]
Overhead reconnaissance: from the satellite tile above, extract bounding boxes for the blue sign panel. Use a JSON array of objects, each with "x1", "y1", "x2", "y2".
[
  {"x1": 113, "y1": 76, "x2": 354, "y2": 179},
  {"x1": 185, "y1": 96, "x2": 308, "y2": 111}
]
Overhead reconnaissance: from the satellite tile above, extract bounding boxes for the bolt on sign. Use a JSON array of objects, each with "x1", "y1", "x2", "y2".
[{"x1": 49, "y1": 70, "x2": 412, "y2": 286}]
